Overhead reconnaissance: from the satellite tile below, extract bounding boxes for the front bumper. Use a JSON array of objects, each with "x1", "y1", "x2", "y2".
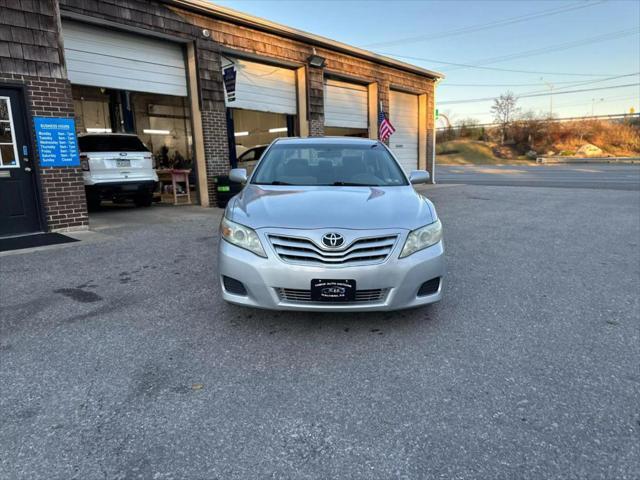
[{"x1": 218, "y1": 236, "x2": 444, "y2": 312}]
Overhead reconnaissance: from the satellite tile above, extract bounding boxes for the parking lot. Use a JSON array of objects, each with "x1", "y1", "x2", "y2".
[
  {"x1": 437, "y1": 164, "x2": 640, "y2": 190},
  {"x1": 1, "y1": 182, "x2": 639, "y2": 479}
]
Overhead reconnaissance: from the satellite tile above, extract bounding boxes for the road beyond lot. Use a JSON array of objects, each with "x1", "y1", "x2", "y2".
[
  {"x1": 1, "y1": 184, "x2": 639, "y2": 479},
  {"x1": 437, "y1": 164, "x2": 640, "y2": 190}
]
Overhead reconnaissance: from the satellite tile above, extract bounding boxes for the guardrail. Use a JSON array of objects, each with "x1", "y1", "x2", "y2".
[{"x1": 536, "y1": 156, "x2": 640, "y2": 164}]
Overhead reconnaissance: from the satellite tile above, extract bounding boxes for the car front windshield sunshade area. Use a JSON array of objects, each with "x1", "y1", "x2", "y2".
[{"x1": 251, "y1": 143, "x2": 408, "y2": 187}]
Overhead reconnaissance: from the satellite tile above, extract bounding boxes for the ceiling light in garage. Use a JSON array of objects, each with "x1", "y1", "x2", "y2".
[
  {"x1": 234, "y1": 131, "x2": 250, "y2": 137},
  {"x1": 143, "y1": 129, "x2": 171, "y2": 135},
  {"x1": 86, "y1": 127, "x2": 112, "y2": 133},
  {"x1": 268, "y1": 127, "x2": 288, "y2": 133}
]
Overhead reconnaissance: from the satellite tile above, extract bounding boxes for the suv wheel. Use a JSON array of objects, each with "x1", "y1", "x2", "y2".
[
  {"x1": 86, "y1": 192, "x2": 101, "y2": 210},
  {"x1": 134, "y1": 193, "x2": 153, "y2": 207}
]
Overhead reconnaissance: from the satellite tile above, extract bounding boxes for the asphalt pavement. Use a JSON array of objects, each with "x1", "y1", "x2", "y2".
[
  {"x1": 436, "y1": 164, "x2": 640, "y2": 190},
  {"x1": 1, "y1": 183, "x2": 639, "y2": 479}
]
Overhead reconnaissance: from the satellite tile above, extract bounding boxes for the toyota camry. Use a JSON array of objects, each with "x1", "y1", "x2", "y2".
[{"x1": 218, "y1": 137, "x2": 444, "y2": 311}]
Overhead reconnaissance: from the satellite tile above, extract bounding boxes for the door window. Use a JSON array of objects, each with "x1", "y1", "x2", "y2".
[{"x1": 0, "y1": 98, "x2": 19, "y2": 168}]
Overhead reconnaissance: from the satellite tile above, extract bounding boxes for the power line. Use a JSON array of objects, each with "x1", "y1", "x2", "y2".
[
  {"x1": 511, "y1": 72, "x2": 640, "y2": 97},
  {"x1": 553, "y1": 94, "x2": 639, "y2": 109},
  {"x1": 442, "y1": 28, "x2": 639, "y2": 71},
  {"x1": 440, "y1": 72, "x2": 640, "y2": 88},
  {"x1": 441, "y1": 81, "x2": 606, "y2": 87},
  {"x1": 436, "y1": 112, "x2": 639, "y2": 129},
  {"x1": 377, "y1": 27, "x2": 639, "y2": 76},
  {"x1": 375, "y1": 52, "x2": 621, "y2": 77},
  {"x1": 438, "y1": 83, "x2": 640, "y2": 105},
  {"x1": 362, "y1": 1, "x2": 606, "y2": 48},
  {"x1": 457, "y1": 95, "x2": 639, "y2": 115}
]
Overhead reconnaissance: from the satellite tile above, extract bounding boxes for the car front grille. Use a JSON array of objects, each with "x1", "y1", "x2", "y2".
[
  {"x1": 276, "y1": 288, "x2": 389, "y2": 304},
  {"x1": 268, "y1": 234, "x2": 398, "y2": 266}
]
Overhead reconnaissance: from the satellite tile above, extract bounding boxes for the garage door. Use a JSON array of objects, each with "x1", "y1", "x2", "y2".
[
  {"x1": 62, "y1": 21, "x2": 188, "y2": 96},
  {"x1": 324, "y1": 79, "x2": 368, "y2": 129},
  {"x1": 389, "y1": 90, "x2": 419, "y2": 172},
  {"x1": 223, "y1": 59, "x2": 297, "y2": 115}
]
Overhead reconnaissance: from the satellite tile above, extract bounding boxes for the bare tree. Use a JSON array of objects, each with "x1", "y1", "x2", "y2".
[{"x1": 491, "y1": 91, "x2": 519, "y2": 144}]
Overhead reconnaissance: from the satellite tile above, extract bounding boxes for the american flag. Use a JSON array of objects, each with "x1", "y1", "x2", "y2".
[{"x1": 378, "y1": 103, "x2": 395, "y2": 142}]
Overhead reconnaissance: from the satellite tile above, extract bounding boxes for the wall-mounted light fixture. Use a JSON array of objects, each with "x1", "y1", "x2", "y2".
[
  {"x1": 234, "y1": 131, "x2": 250, "y2": 137},
  {"x1": 268, "y1": 127, "x2": 288, "y2": 133},
  {"x1": 86, "y1": 127, "x2": 112, "y2": 133},
  {"x1": 307, "y1": 48, "x2": 326, "y2": 68},
  {"x1": 143, "y1": 129, "x2": 171, "y2": 135}
]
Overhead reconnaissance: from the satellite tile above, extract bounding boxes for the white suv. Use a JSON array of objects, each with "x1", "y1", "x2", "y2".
[{"x1": 78, "y1": 133, "x2": 158, "y2": 209}]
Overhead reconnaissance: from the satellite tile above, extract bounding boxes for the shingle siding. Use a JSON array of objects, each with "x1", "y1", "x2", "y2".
[{"x1": 1, "y1": 0, "x2": 88, "y2": 232}]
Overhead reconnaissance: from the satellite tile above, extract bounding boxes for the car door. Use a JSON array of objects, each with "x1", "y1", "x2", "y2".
[{"x1": 0, "y1": 88, "x2": 42, "y2": 236}]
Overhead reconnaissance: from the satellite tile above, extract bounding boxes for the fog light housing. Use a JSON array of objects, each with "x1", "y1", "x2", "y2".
[
  {"x1": 222, "y1": 276, "x2": 247, "y2": 296},
  {"x1": 417, "y1": 277, "x2": 440, "y2": 297}
]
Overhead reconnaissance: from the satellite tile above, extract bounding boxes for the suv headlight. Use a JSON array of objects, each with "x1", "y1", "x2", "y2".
[
  {"x1": 220, "y1": 217, "x2": 266, "y2": 258},
  {"x1": 400, "y1": 219, "x2": 442, "y2": 258}
]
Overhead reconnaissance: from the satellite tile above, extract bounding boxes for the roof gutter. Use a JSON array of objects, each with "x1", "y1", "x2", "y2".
[{"x1": 161, "y1": 0, "x2": 444, "y2": 80}]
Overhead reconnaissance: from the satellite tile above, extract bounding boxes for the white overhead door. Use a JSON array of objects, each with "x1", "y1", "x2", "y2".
[
  {"x1": 324, "y1": 79, "x2": 368, "y2": 129},
  {"x1": 223, "y1": 59, "x2": 297, "y2": 115},
  {"x1": 390, "y1": 90, "x2": 419, "y2": 172},
  {"x1": 62, "y1": 21, "x2": 188, "y2": 96}
]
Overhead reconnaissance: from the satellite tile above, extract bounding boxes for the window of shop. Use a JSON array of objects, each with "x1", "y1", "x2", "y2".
[
  {"x1": 73, "y1": 86, "x2": 111, "y2": 133},
  {"x1": 133, "y1": 93, "x2": 192, "y2": 170}
]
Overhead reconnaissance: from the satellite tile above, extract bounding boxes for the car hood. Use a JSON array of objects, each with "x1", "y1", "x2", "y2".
[{"x1": 227, "y1": 185, "x2": 436, "y2": 230}]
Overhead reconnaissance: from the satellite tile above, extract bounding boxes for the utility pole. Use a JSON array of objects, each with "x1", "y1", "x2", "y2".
[{"x1": 541, "y1": 78, "x2": 554, "y2": 117}]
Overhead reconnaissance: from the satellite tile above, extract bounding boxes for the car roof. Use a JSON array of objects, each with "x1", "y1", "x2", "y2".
[{"x1": 273, "y1": 137, "x2": 380, "y2": 146}]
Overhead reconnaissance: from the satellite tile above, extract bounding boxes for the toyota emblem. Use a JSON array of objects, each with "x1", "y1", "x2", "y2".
[{"x1": 322, "y1": 232, "x2": 344, "y2": 248}]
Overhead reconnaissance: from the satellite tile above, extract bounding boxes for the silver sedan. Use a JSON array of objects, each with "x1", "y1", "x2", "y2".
[{"x1": 218, "y1": 137, "x2": 444, "y2": 311}]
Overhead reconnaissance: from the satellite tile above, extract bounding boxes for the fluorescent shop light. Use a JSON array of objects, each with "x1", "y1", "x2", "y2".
[
  {"x1": 268, "y1": 127, "x2": 288, "y2": 133},
  {"x1": 143, "y1": 129, "x2": 171, "y2": 135},
  {"x1": 234, "y1": 131, "x2": 250, "y2": 137},
  {"x1": 86, "y1": 127, "x2": 112, "y2": 133}
]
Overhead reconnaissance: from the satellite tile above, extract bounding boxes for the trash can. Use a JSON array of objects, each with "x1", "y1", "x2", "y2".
[{"x1": 213, "y1": 175, "x2": 243, "y2": 208}]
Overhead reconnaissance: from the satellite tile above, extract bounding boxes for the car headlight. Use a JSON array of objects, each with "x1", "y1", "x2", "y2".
[
  {"x1": 220, "y1": 217, "x2": 266, "y2": 258},
  {"x1": 399, "y1": 219, "x2": 442, "y2": 258}
]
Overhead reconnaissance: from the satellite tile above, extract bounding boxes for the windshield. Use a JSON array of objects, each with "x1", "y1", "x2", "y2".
[
  {"x1": 251, "y1": 143, "x2": 408, "y2": 186},
  {"x1": 78, "y1": 135, "x2": 149, "y2": 153}
]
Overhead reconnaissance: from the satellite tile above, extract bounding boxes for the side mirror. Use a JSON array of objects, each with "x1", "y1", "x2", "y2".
[
  {"x1": 229, "y1": 168, "x2": 248, "y2": 184},
  {"x1": 409, "y1": 170, "x2": 430, "y2": 185}
]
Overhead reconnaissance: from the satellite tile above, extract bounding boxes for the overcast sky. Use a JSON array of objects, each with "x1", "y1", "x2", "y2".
[{"x1": 214, "y1": 0, "x2": 640, "y2": 125}]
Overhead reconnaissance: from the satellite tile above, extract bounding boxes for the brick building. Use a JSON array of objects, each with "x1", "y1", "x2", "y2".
[{"x1": 0, "y1": 0, "x2": 443, "y2": 236}]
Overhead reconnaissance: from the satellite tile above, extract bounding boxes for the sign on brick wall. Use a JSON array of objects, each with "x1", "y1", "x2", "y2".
[
  {"x1": 222, "y1": 65, "x2": 237, "y2": 102},
  {"x1": 34, "y1": 117, "x2": 80, "y2": 167}
]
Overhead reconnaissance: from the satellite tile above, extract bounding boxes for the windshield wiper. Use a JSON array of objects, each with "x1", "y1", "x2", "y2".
[{"x1": 331, "y1": 181, "x2": 381, "y2": 187}]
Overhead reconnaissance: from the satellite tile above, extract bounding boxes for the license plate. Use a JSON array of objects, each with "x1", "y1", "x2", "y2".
[
  {"x1": 116, "y1": 159, "x2": 131, "y2": 167},
  {"x1": 311, "y1": 279, "x2": 356, "y2": 302}
]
